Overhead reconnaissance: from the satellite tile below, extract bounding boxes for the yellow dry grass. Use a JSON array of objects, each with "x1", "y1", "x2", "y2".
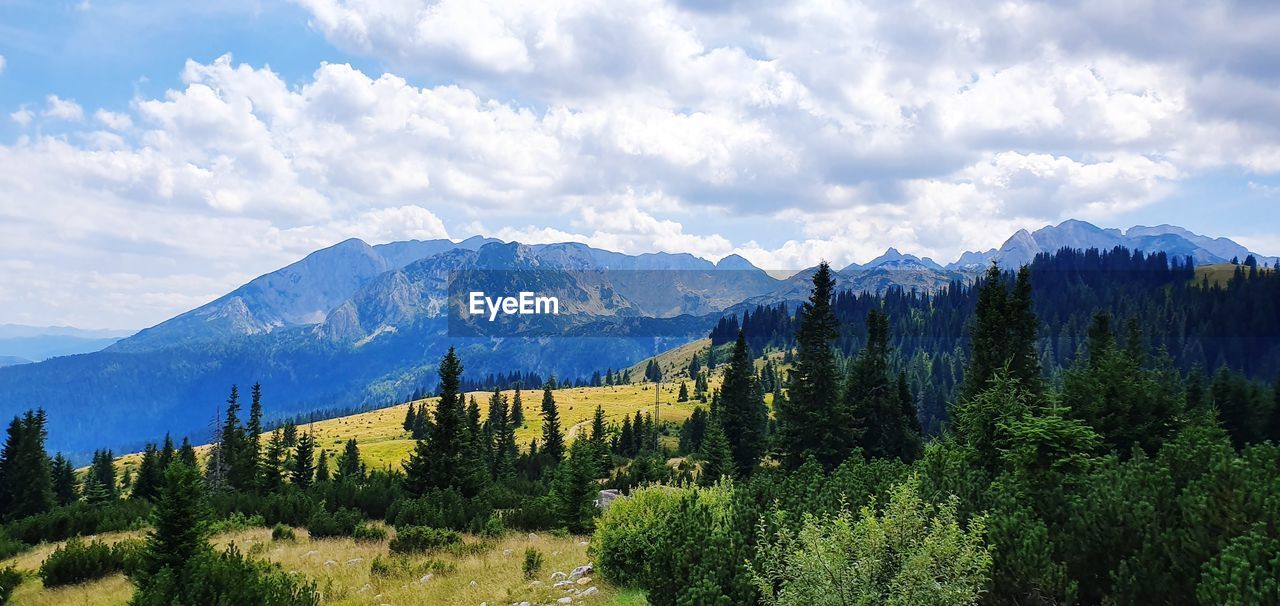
[
  {"x1": 2, "y1": 527, "x2": 640, "y2": 606},
  {"x1": 1193, "y1": 262, "x2": 1275, "y2": 288}
]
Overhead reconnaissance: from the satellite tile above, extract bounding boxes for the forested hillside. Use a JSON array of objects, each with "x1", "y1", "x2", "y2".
[{"x1": 2, "y1": 246, "x2": 1279, "y2": 605}]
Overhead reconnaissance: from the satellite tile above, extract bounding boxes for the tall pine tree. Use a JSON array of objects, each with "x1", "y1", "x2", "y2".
[
  {"x1": 0, "y1": 410, "x2": 55, "y2": 519},
  {"x1": 719, "y1": 330, "x2": 768, "y2": 476},
  {"x1": 404, "y1": 347, "x2": 469, "y2": 495},
  {"x1": 777, "y1": 262, "x2": 843, "y2": 469},
  {"x1": 540, "y1": 380, "x2": 565, "y2": 465}
]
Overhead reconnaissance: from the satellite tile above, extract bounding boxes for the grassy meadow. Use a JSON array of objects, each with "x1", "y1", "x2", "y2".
[{"x1": 2, "y1": 525, "x2": 643, "y2": 605}]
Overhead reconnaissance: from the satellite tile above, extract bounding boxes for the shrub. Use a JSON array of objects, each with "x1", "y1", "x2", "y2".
[
  {"x1": 0, "y1": 565, "x2": 22, "y2": 605},
  {"x1": 522, "y1": 548, "x2": 544, "y2": 580},
  {"x1": 0, "y1": 531, "x2": 27, "y2": 561},
  {"x1": 369, "y1": 555, "x2": 454, "y2": 578},
  {"x1": 478, "y1": 515, "x2": 506, "y2": 538},
  {"x1": 131, "y1": 545, "x2": 319, "y2": 606},
  {"x1": 750, "y1": 475, "x2": 992, "y2": 606},
  {"x1": 387, "y1": 489, "x2": 490, "y2": 531},
  {"x1": 5, "y1": 500, "x2": 152, "y2": 545},
  {"x1": 305, "y1": 508, "x2": 365, "y2": 538},
  {"x1": 38, "y1": 537, "x2": 139, "y2": 588},
  {"x1": 388, "y1": 526, "x2": 462, "y2": 554},
  {"x1": 270, "y1": 524, "x2": 296, "y2": 542},
  {"x1": 352, "y1": 523, "x2": 388, "y2": 542},
  {"x1": 207, "y1": 512, "x2": 265, "y2": 535},
  {"x1": 593, "y1": 484, "x2": 685, "y2": 587}
]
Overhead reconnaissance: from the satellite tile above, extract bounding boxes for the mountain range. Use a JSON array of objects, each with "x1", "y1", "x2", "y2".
[
  {"x1": 0, "y1": 220, "x2": 1273, "y2": 455},
  {"x1": 0, "y1": 324, "x2": 135, "y2": 365}
]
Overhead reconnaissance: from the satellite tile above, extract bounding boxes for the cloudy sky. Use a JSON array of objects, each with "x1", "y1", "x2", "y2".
[{"x1": 2, "y1": 0, "x2": 1280, "y2": 329}]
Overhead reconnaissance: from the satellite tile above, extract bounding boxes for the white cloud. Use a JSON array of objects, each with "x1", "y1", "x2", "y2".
[
  {"x1": 7, "y1": 0, "x2": 1280, "y2": 325},
  {"x1": 10, "y1": 108, "x2": 33, "y2": 126},
  {"x1": 94, "y1": 109, "x2": 133, "y2": 130},
  {"x1": 42, "y1": 95, "x2": 84, "y2": 121},
  {"x1": 0, "y1": 55, "x2": 6, "y2": 75}
]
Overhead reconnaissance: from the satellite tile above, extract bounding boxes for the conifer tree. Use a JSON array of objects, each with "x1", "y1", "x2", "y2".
[
  {"x1": 488, "y1": 389, "x2": 516, "y2": 480},
  {"x1": 511, "y1": 388, "x2": 525, "y2": 427},
  {"x1": 218, "y1": 385, "x2": 253, "y2": 492},
  {"x1": 618, "y1": 416, "x2": 635, "y2": 457},
  {"x1": 405, "y1": 347, "x2": 468, "y2": 495},
  {"x1": 0, "y1": 410, "x2": 55, "y2": 519},
  {"x1": 589, "y1": 403, "x2": 611, "y2": 470},
  {"x1": 541, "y1": 380, "x2": 565, "y2": 465},
  {"x1": 51, "y1": 452, "x2": 78, "y2": 505},
  {"x1": 245, "y1": 383, "x2": 263, "y2": 484},
  {"x1": 846, "y1": 310, "x2": 921, "y2": 462},
  {"x1": 314, "y1": 450, "x2": 330, "y2": 484},
  {"x1": 178, "y1": 438, "x2": 197, "y2": 468},
  {"x1": 132, "y1": 443, "x2": 164, "y2": 500},
  {"x1": 159, "y1": 433, "x2": 176, "y2": 470},
  {"x1": 777, "y1": 262, "x2": 842, "y2": 470},
  {"x1": 336, "y1": 438, "x2": 363, "y2": 481},
  {"x1": 720, "y1": 330, "x2": 768, "y2": 475},
  {"x1": 403, "y1": 402, "x2": 417, "y2": 432},
  {"x1": 679, "y1": 407, "x2": 708, "y2": 454},
  {"x1": 86, "y1": 448, "x2": 118, "y2": 503},
  {"x1": 961, "y1": 264, "x2": 1042, "y2": 399},
  {"x1": 138, "y1": 463, "x2": 209, "y2": 591},
  {"x1": 551, "y1": 438, "x2": 600, "y2": 533},
  {"x1": 291, "y1": 433, "x2": 315, "y2": 490},
  {"x1": 699, "y1": 418, "x2": 733, "y2": 486},
  {"x1": 258, "y1": 429, "x2": 286, "y2": 493},
  {"x1": 678, "y1": 382, "x2": 689, "y2": 402}
]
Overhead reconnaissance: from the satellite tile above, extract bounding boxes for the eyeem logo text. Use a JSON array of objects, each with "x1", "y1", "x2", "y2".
[{"x1": 468, "y1": 291, "x2": 560, "y2": 321}]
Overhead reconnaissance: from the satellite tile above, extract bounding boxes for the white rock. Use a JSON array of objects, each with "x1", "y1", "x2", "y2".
[
  {"x1": 550, "y1": 571, "x2": 568, "y2": 581},
  {"x1": 323, "y1": 559, "x2": 337, "y2": 566},
  {"x1": 303, "y1": 550, "x2": 319, "y2": 558},
  {"x1": 554, "y1": 580, "x2": 576, "y2": 589},
  {"x1": 503, "y1": 549, "x2": 513, "y2": 556},
  {"x1": 581, "y1": 586, "x2": 599, "y2": 597},
  {"x1": 469, "y1": 580, "x2": 478, "y2": 588},
  {"x1": 557, "y1": 598, "x2": 573, "y2": 604},
  {"x1": 372, "y1": 594, "x2": 382, "y2": 601},
  {"x1": 419, "y1": 574, "x2": 433, "y2": 583},
  {"x1": 346, "y1": 557, "x2": 364, "y2": 565}
]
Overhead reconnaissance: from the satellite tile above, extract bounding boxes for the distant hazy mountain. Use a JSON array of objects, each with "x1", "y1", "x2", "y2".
[
  {"x1": 0, "y1": 356, "x2": 31, "y2": 368},
  {"x1": 3, "y1": 220, "x2": 1271, "y2": 454},
  {"x1": 947, "y1": 220, "x2": 1277, "y2": 270},
  {"x1": 0, "y1": 324, "x2": 134, "y2": 361}
]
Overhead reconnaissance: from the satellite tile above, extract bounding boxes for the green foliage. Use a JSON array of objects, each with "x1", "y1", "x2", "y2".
[
  {"x1": 777, "y1": 262, "x2": 842, "y2": 470},
  {"x1": 206, "y1": 511, "x2": 265, "y2": 535},
  {"x1": 0, "y1": 410, "x2": 55, "y2": 520},
  {"x1": 751, "y1": 474, "x2": 991, "y2": 606},
  {"x1": 388, "y1": 488, "x2": 491, "y2": 531},
  {"x1": 137, "y1": 463, "x2": 209, "y2": 586},
  {"x1": 0, "y1": 531, "x2": 26, "y2": 561},
  {"x1": 130, "y1": 544, "x2": 319, "y2": 606},
  {"x1": 540, "y1": 380, "x2": 565, "y2": 465},
  {"x1": 522, "y1": 547, "x2": 544, "y2": 580},
  {"x1": 845, "y1": 310, "x2": 922, "y2": 462},
  {"x1": 38, "y1": 537, "x2": 143, "y2": 588},
  {"x1": 1196, "y1": 526, "x2": 1280, "y2": 606},
  {"x1": 720, "y1": 331, "x2": 768, "y2": 475},
  {"x1": 388, "y1": 526, "x2": 462, "y2": 554},
  {"x1": 352, "y1": 522, "x2": 388, "y2": 542},
  {"x1": 0, "y1": 565, "x2": 22, "y2": 606},
  {"x1": 369, "y1": 554, "x2": 453, "y2": 578},
  {"x1": 304, "y1": 507, "x2": 365, "y2": 538},
  {"x1": 4, "y1": 499, "x2": 152, "y2": 545},
  {"x1": 550, "y1": 438, "x2": 601, "y2": 533},
  {"x1": 270, "y1": 524, "x2": 295, "y2": 541}
]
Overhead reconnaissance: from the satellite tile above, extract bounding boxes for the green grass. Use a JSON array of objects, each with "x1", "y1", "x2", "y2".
[{"x1": 1194, "y1": 262, "x2": 1274, "y2": 288}]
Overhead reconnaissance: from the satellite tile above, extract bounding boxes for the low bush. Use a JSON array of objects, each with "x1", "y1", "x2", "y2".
[
  {"x1": 478, "y1": 515, "x2": 506, "y2": 538},
  {"x1": 5, "y1": 500, "x2": 152, "y2": 545},
  {"x1": 592, "y1": 484, "x2": 686, "y2": 587},
  {"x1": 388, "y1": 526, "x2": 462, "y2": 554},
  {"x1": 206, "y1": 512, "x2": 265, "y2": 535},
  {"x1": 352, "y1": 523, "x2": 387, "y2": 542},
  {"x1": 38, "y1": 537, "x2": 142, "y2": 588},
  {"x1": 305, "y1": 507, "x2": 364, "y2": 539},
  {"x1": 270, "y1": 524, "x2": 296, "y2": 542},
  {"x1": 522, "y1": 547, "x2": 544, "y2": 580},
  {"x1": 131, "y1": 544, "x2": 319, "y2": 606},
  {"x1": 369, "y1": 555, "x2": 454, "y2": 578},
  {"x1": 387, "y1": 489, "x2": 492, "y2": 531},
  {"x1": 0, "y1": 531, "x2": 27, "y2": 561},
  {"x1": 0, "y1": 565, "x2": 22, "y2": 605}
]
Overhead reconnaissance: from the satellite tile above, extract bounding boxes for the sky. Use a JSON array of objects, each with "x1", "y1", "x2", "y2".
[{"x1": 2, "y1": 0, "x2": 1280, "y2": 330}]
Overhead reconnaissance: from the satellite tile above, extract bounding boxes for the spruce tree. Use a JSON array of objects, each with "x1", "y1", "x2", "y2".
[
  {"x1": 511, "y1": 389, "x2": 525, "y2": 427},
  {"x1": 139, "y1": 463, "x2": 209, "y2": 590},
  {"x1": 178, "y1": 438, "x2": 197, "y2": 468},
  {"x1": 290, "y1": 433, "x2": 315, "y2": 490},
  {"x1": 488, "y1": 389, "x2": 516, "y2": 480},
  {"x1": 0, "y1": 410, "x2": 55, "y2": 519},
  {"x1": 845, "y1": 310, "x2": 921, "y2": 462},
  {"x1": 336, "y1": 438, "x2": 363, "y2": 481},
  {"x1": 541, "y1": 380, "x2": 565, "y2": 465},
  {"x1": 159, "y1": 433, "x2": 176, "y2": 470},
  {"x1": 618, "y1": 416, "x2": 634, "y2": 457},
  {"x1": 245, "y1": 383, "x2": 263, "y2": 485},
  {"x1": 961, "y1": 265, "x2": 1042, "y2": 399},
  {"x1": 678, "y1": 382, "x2": 689, "y2": 402},
  {"x1": 679, "y1": 406, "x2": 708, "y2": 455},
  {"x1": 405, "y1": 347, "x2": 467, "y2": 495},
  {"x1": 314, "y1": 450, "x2": 330, "y2": 484},
  {"x1": 219, "y1": 385, "x2": 253, "y2": 492},
  {"x1": 699, "y1": 418, "x2": 733, "y2": 486},
  {"x1": 720, "y1": 331, "x2": 768, "y2": 475},
  {"x1": 778, "y1": 262, "x2": 842, "y2": 470},
  {"x1": 132, "y1": 443, "x2": 164, "y2": 500},
  {"x1": 403, "y1": 402, "x2": 417, "y2": 432},
  {"x1": 51, "y1": 452, "x2": 78, "y2": 505},
  {"x1": 258, "y1": 429, "x2": 286, "y2": 493},
  {"x1": 87, "y1": 448, "x2": 118, "y2": 503},
  {"x1": 551, "y1": 438, "x2": 600, "y2": 533}
]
